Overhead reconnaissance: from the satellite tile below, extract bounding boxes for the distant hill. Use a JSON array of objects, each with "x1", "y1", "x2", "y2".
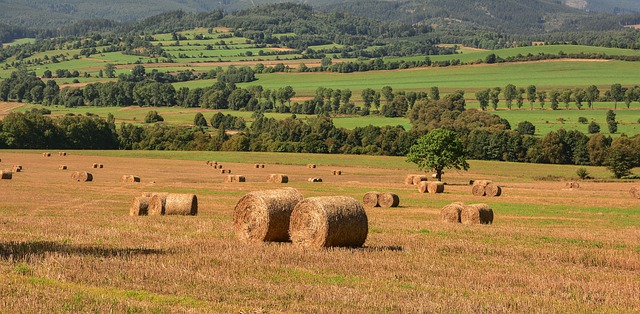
[{"x1": 0, "y1": 0, "x2": 638, "y2": 33}]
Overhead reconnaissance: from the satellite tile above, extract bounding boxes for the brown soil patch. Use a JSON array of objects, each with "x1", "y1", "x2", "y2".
[{"x1": 0, "y1": 101, "x2": 26, "y2": 117}]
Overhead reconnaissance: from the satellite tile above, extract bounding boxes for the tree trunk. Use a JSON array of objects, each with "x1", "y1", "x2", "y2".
[{"x1": 436, "y1": 168, "x2": 443, "y2": 182}]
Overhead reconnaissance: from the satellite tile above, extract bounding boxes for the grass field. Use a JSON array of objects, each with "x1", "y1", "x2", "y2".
[{"x1": 0, "y1": 150, "x2": 638, "y2": 312}]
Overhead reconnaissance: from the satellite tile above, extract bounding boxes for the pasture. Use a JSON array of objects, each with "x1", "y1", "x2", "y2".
[{"x1": 0, "y1": 150, "x2": 638, "y2": 312}]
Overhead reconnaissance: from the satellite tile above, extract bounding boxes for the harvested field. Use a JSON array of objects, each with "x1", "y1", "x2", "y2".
[{"x1": 0, "y1": 151, "x2": 638, "y2": 313}]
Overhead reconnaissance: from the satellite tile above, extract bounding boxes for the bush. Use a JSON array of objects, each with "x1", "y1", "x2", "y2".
[
  {"x1": 144, "y1": 110, "x2": 164, "y2": 123},
  {"x1": 516, "y1": 121, "x2": 536, "y2": 135},
  {"x1": 608, "y1": 121, "x2": 618, "y2": 134},
  {"x1": 578, "y1": 117, "x2": 588, "y2": 124},
  {"x1": 588, "y1": 121, "x2": 600, "y2": 134},
  {"x1": 576, "y1": 168, "x2": 589, "y2": 179}
]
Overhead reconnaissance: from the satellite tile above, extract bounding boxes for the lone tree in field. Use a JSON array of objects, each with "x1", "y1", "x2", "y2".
[{"x1": 406, "y1": 128, "x2": 469, "y2": 181}]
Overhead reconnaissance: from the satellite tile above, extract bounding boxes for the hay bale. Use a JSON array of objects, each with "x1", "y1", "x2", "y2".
[
  {"x1": 308, "y1": 177, "x2": 322, "y2": 182},
  {"x1": 461, "y1": 204, "x2": 494, "y2": 225},
  {"x1": 417, "y1": 181, "x2": 429, "y2": 193},
  {"x1": 469, "y1": 180, "x2": 475, "y2": 185},
  {"x1": 225, "y1": 175, "x2": 246, "y2": 183},
  {"x1": 233, "y1": 187, "x2": 304, "y2": 242},
  {"x1": 141, "y1": 192, "x2": 153, "y2": 197},
  {"x1": 130, "y1": 196, "x2": 150, "y2": 216},
  {"x1": 441, "y1": 202, "x2": 464, "y2": 223},
  {"x1": 404, "y1": 175, "x2": 416, "y2": 185},
  {"x1": 472, "y1": 184, "x2": 486, "y2": 196},
  {"x1": 332, "y1": 170, "x2": 342, "y2": 175},
  {"x1": 220, "y1": 169, "x2": 227, "y2": 174},
  {"x1": 485, "y1": 183, "x2": 502, "y2": 197},
  {"x1": 164, "y1": 194, "x2": 198, "y2": 216},
  {"x1": 565, "y1": 182, "x2": 580, "y2": 189},
  {"x1": 15, "y1": 165, "x2": 21, "y2": 170},
  {"x1": 12, "y1": 166, "x2": 21, "y2": 173},
  {"x1": 43, "y1": 152, "x2": 51, "y2": 157},
  {"x1": 99, "y1": 164, "x2": 104, "y2": 168},
  {"x1": 428, "y1": 181, "x2": 445, "y2": 194},
  {"x1": 307, "y1": 164, "x2": 316, "y2": 169},
  {"x1": 378, "y1": 192, "x2": 400, "y2": 208},
  {"x1": 289, "y1": 196, "x2": 368, "y2": 248},
  {"x1": 148, "y1": 193, "x2": 170, "y2": 216},
  {"x1": 362, "y1": 191, "x2": 380, "y2": 207},
  {"x1": 72, "y1": 171, "x2": 93, "y2": 182},
  {"x1": 217, "y1": 164, "x2": 222, "y2": 169},
  {"x1": 59, "y1": 165, "x2": 68, "y2": 170},
  {"x1": 92, "y1": 163, "x2": 98, "y2": 168},
  {"x1": 1, "y1": 170, "x2": 12, "y2": 180},
  {"x1": 120, "y1": 175, "x2": 141, "y2": 183},
  {"x1": 59, "y1": 152, "x2": 67, "y2": 156},
  {"x1": 474, "y1": 180, "x2": 492, "y2": 187},
  {"x1": 412, "y1": 175, "x2": 428, "y2": 185},
  {"x1": 255, "y1": 164, "x2": 261, "y2": 169},
  {"x1": 268, "y1": 174, "x2": 288, "y2": 183},
  {"x1": 630, "y1": 186, "x2": 640, "y2": 199},
  {"x1": 260, "y1": 164, "x2": 265, "y2": 168}
]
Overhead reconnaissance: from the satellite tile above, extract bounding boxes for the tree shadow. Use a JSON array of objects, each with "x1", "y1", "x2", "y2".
[{"x1": 0, "y1": 240, "x2": 166, "y2": 262}]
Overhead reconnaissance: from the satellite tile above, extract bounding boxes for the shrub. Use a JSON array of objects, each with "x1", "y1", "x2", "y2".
[
  {"x1": 588, "y1": 121, "x2": 600, "y2": 134},
  {"x1": 578, "y1": 117, "x2": 588, "y2": 124},
  {"x1": 516, "y1": 121, "x2": 536, "y2": 135},
  {"x1": 144, "y1": 110, "x2": 164, "y2": 123},
  {"x1": 576, "y1": 168, "x2": 589, "y2": 179}
]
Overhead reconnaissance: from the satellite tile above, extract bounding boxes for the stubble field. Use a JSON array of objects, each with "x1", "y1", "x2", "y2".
[{"x1": 0, "y1": 150, "x2": 639, "y2": 312}]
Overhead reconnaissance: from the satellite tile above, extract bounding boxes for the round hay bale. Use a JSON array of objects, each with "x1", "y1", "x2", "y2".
[
  {"x1": 130, "y1": 196, "x2": 150, "y2": 216},
  {"x1": 332, "y1": 170, "x2": 342, "y2": 175},
  {"x1": 378, "y1": 192, "x2": 400, "y2": 208},
  {"x1": 308, "y1": 177, "x2": 322, "y2": 182},
  {"x1": 15, "y1": 165, "x2": 22, "y2": 170},
  {"x1": 289, "y1": 196, "x2": 368, "y2": 248},
  {"x1": 469, "y1": 180, "x2": 475, "y2": 185},
  {"x1": 1, "y1": 170, "x2": 12, "y2": 180},
  {"x1": 472, "y1": 184, "x2": 486, "y2": 196},
  {"x1": 163, "y1": 193, "x2": 198, "y2": 216},
  {"x1": 92, "y1": 163, "x2": 98, "y2": 168},
  {"x1": 412, "y1": 175, "x2": 428, "y2": 185},
  {"x1": 461, "y1": 204, "x2": 494, "y2": 225},
  {"x1": 233, "y1": 187, "x2": 304, "y2": 242},
  {"x1": 307, "y1": 164, "x2": 316, "y2": 169},
  {"x1": 12, "y1": 166, "x2": 21, "y2": 173},
  {"x1": 362, "y1": 192, "x2": 380, "y2": 207},
  {"x1": 236, "y1": 175, "x2": 246, "y2": 182},
  {"x1": 255, "y1": 164, "x2": 260, "y2": 169},
  {"x1": 59, "y1": 152, "x2": 67, "y2": 156},
  {"x1": 630, "y1": 186, "x2": 640, "y2": 199},
  {"x1": 260, "y1": 164, "x2": 265, "y2": 168},
  {"x1": 148, "y1": 193, "x2": 170, "y2": 216},
  {"x1": 224, "y1": 175, "x2": 235, "y2": 182},
  {"x1": 43, "y1": 152, "x2": 51, "y2": 157},
  {"x1": 417, "y1": 181, "x2": 429, "y2": 193},
  {"x1": 486, "y1": 183, "x2": 502, "y2": 197},
  {"x1": 268, "y1": 174, "x2": 288, "y2": 183},
  {"x1": 428, "y1": 181, "x2": 445, "y2": 194},
  {"x1": 59, "y1": 165, "x2": 68, "y2": 170},
  {"x1": 220, "y1": 169, "x2": 227, "y2": 174},
  {"x1": 441, "y1": 202, "x2": 464, "y2": 223},
  {"x1": 99, "y1": 164, "x2": 104, "y2": 168},
  {"x1": 217, "y1": 164, "x2": 222, "y2": 169},
  {"x1": 72, "y1": 171, "x2": 93, "y2": 182},
  {"x1": 404, "y1": 175, "x2": 416, "y2": 185},
  {"x1": 120, "y1": 175, "x2": 140, "y2": 183}
]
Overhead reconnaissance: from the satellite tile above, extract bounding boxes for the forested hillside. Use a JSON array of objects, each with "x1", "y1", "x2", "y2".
[{"x1": 2, "y1": 0, "x2": 640, "y2": 33}]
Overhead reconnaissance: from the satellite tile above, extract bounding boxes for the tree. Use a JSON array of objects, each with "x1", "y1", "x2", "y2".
[
  {"x1": 587, "y1": 121, "x2": 600, "y2": 134},
  {"x1": 585, "y1": 85, "x2": 599, "y2": 109},
  {"x1": 610, "y1": 84, "x2": 623, "y2": 110},
  {"x1": 516, "y1": 121, "x2": 535, "y2": 135},
  {"x1": 573, "y1": 87, "x2": 585, "y2": 110},
  {"x1": 105, "y1": 64, "x2": 116, "y2": 78},
  {"x1": 429, "y1": 86, "x2": 440, "y2": 100},
  {"x1": 549, "y1": 89, "x2": 560, "y2": 110},
  {"x1": 144, "y1": 110, "x2": 164, "y2": 123},
  {"x1": 194, "y1": 112, "x2": 207, "y2": 127},
  {"x1": 503, "y1": 84, "x2": 517, "y2": 110},
  {"x1": 406, "y1": 128, "x2": 469, "y2": 181},
  {"x1": 516, "y1": 87, "x2": 525, "y2": 109},
  {"x1": 526, "y1": 85, "x2": 536, "y2": 110},
  {"x1": 536, "y1": 91, "x2": 546, "y2": 109},
  {"x1": 606, "y1": 110, "x2": 618, "y2": 134},
  {"x1": 560, "y1": 89, "x2": 573, "y2": 109},
  {"x1": 489, "y1": 87, "x2": 501, "y2": 110},
  {"x1": 381, "y1": 86, "x2": 394, "y2": 105},
  {"x1": 475, "y1": 89, "x2": 490, "y2": 111},
  {"x1": 587, "y1": 133, "x2": 611, "y2": 166},
  {"x1": 605, "y1": 136, "x2": 637, "y2": 178}
]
